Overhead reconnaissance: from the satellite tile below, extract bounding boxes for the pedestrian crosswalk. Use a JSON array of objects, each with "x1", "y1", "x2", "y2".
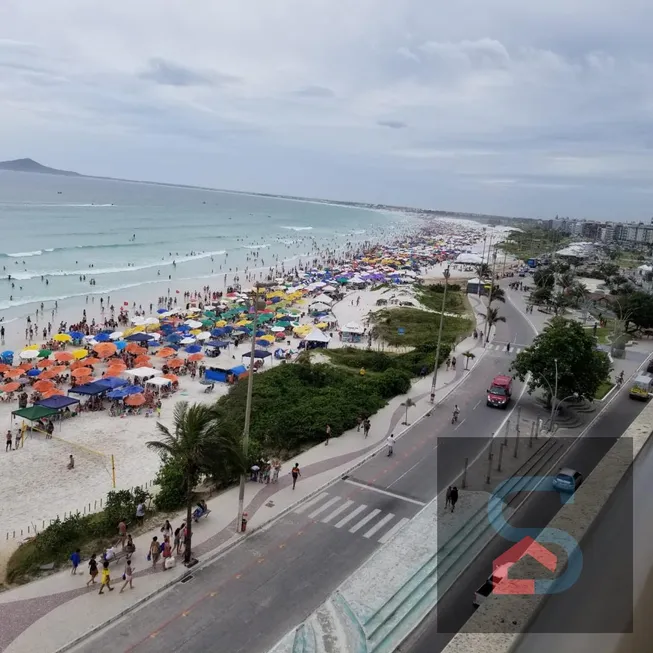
[
  {"x1": 486, "y1": 342, "x2": 527, "y2": 355},
  {"x1": 293, "y1": 492, "x2": 411, "y2": 544}
]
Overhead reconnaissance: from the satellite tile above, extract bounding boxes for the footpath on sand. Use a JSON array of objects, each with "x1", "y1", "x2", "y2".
[{"x1": 0, "y1": 303, "x2": 489, "y2": 653}]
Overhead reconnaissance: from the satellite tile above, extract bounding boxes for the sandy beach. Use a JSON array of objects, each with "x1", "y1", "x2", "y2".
[{"x1": 0, "y1": 219, "x2": 504, "y2": 545}]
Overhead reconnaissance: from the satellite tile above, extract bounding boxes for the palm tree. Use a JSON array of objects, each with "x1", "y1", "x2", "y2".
[
  {"x1": 550, "y1": 291, "x2": 569, "y2": 316},
  {"x1": 463, "y1": 350, "x2": 476, "y2": 370},
  {"x1": 558, "y1": 271, "x2": 576, "y2": 290},
  {"x1": 147, "y1": 401, "x2": 244, "y2": 565},
  {"x1": 488, "y1": 284, "x2": 506, "y2": 304},
  {"x1": 401, "y1": 397, "x2": 415, "y2": 425},
  {"x1": 477, "y1": 263, "x2": 492, "y2": 279},
  {"x1": 482, "y1": 307, "x2": 506, "y2": 342}
]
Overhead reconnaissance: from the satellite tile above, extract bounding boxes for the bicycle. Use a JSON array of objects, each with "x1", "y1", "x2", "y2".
[{"x1": 451, "y1": 411, "x2": 459, "y2": 425}]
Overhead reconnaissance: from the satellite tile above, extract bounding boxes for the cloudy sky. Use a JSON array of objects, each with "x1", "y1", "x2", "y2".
[{"x1": 0, "y1": 0, "x2": 651, "y2": 219}]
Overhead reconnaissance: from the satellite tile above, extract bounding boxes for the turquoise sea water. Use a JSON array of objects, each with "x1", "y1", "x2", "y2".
[{"x1": 0, "y1": 171, "x2": 411, "y2": 315}]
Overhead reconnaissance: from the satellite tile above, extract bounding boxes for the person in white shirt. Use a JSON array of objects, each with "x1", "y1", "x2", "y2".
[{"x1": 386, "y1": 435, "x2": 395, "y2": 457}]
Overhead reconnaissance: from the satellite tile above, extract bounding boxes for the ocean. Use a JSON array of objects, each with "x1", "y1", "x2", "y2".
[{"x1": 0, "y1": 171, "x2": 414, "y2": 322}]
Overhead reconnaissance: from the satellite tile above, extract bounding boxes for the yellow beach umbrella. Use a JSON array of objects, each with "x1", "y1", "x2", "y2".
[
  {"x1": 53, "y1": 333, "x2": 72, "y2": 342},
  {"x1": 316, "y1": 322, "x2": 328, "y2": 330},
  {"x1": 235, "y1": 319, "x2": 251, "y2": 327},
  {"x1": 215, "y1": 320, "x2": 227, "y2": 327},
  {"x1": 259, "y1": 334, "x2": 275, "y2": 343},
  {"x1": 72, "y1": 349, "x2": 88, "y2": 359},
  {"x1": 22, "y1": 344, "x2": 40, "y2": 351},
  {"x1": 190, "y1": 329, "x2": 201, "y2": 335}
]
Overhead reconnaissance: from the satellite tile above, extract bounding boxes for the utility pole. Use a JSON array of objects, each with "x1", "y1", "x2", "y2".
[
  {"x1": 237, "y1": 282, "x2": 272, "y2": 533},
  {"x1": 484, "y1": 246, "x2": 498, "y2": 343},
  {"x1": 430, "y1": 266, "x2": 450, "y2": 402}
]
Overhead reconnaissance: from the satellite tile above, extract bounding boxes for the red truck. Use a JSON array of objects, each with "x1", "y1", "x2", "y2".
[{"x1": 486, "y1": 375, "x2": 512, "y2": 409}]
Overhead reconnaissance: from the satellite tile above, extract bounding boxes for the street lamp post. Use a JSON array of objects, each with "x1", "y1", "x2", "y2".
[
  {"x1": 551, "y1": 358, "x2": 559, "y2": 426},
  {"x1": 550, "y1": 391, "x2": 580, "y2": 433},
  {"x1": 430, "y1": 266, "x2": 450, "y2": 402},
  {"x1": 237, "y1": 282, "x2": 272, "y2": 533}
]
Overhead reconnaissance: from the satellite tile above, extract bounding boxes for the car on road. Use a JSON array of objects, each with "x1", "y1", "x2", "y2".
[
  {"x1": 630, "y1": 374, "x2": 653, "y2": 401},
  {"x1": 486, "y1": 375, "x2": 512, "y2": 408},
  {"x1": 473, "y1": 564, "x2": 510, "y2": 608},
  {"x1": 552, "y1": 467, "x2": 583, "y2": 493}
]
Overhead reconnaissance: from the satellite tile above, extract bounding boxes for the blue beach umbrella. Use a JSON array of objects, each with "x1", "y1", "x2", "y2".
[
  {"x1": 125, "y1": 333, "x2": 153, "y2": 342},
  {"x1": 97, "y1": 377, "x2": 128, "y2": 390},
  {"x1": 157, "y1": 308, "x2": 168, "y2": 314},
  {"x1": 115, "y1": 341, "x2": 127, "y2": 351},
  {"x1": 68, "y1": 331, "x2": 84, "y2": 340},
  {"x1": 166, "y1": 334, "x2": 182, "y2": 344},
  {"x1": 94, "y1": 332, "x2": 111, "y2": 342},
  {"x1": 27, "y1": 368, "x2": 41, "y2": 377},
  {"x1": 124, "y1": 385, "x2": 144, "y2": 395},
  {"x1": 106, "y1": 388, "x2": 128, "y2": 400},
  {"x1": 185, "y1": 344, "x2": 202, "y2": 354}
]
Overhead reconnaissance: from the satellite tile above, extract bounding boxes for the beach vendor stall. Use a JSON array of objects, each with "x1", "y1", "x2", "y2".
[
  {"x1": 242, "y1": 350, "x2": 272, "y2": 370},
  {"x1": 341, "y1": 321, "x2": 365, "y2": 343},
  {"x1": 302, "y1": 328, "x2": 330, "y2": 350}
]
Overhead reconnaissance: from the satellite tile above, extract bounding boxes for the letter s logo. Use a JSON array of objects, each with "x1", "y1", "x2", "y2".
[{"x1": 487, "y1": 476, "x2": 583, "y2": 595}]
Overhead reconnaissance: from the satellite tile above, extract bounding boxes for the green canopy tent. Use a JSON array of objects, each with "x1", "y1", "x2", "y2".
[{"x1": 12, "y1": 405, "x2": 59, "y2": 422}]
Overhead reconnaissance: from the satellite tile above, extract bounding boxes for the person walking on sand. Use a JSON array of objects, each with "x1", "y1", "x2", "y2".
[
  {"x1": 98, "y1": 559, "x2": 114, "y2": 594},
  {"x1": 445, "y1": 486, "x2": 452, "y2": 510},
  {"x1": 325, "y1": 423, "x2": 331, "y2": 446},
  {"x1": 386, "y1": 434, "x2": 395, "y2": 457},
  {"x1": 291, "y1": 463, "x2": 301, "y2": 489},
  {"x1": 67, "y1": 454, "x2": 75, "y2": 470},
  {"x1": 450, "y1": 486, "x2": 459, "y2": 513},
  {"x1": 451, "y1": 356, "x2": 456, "y2": 371},
  {"x1": 135, "y1": 501, "x2": 145, "y2": 527},
  {"x1": 161, "y1": 536, "x2": 172, "y2": 570},
  {"x1": 5, "y1": 430, "x2": 12, "y2": 452},
  {"x1": 119, "y1": 559, "x2": 134, "y2": 592},
  {"x1": 118, "y1": 520, "x2": 127, "y2": 549},
  {"x1": 86, "y1": 554, "x2": 98, "y2": 586},
  {"x1": 363, "y1": 419, "x2": 371, "y2": 439}
]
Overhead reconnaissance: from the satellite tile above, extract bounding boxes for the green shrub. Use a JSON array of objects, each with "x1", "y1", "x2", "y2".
[{"x1": 153, "y1": 455, "x2": 189, "y2": 512}]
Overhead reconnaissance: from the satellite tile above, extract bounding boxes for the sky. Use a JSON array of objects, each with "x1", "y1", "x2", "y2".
[{"x1": 1, "y1": 0, "x2": 652, "y2": 219}]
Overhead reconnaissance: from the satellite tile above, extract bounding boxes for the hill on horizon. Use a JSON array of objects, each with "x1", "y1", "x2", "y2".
[{"x1": 0, "y1": 158, "x2": 80, "y2": 176}]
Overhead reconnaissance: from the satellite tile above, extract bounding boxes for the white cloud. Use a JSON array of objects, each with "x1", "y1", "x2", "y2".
[{"x1": 0, "y1": 0, "x2": 652, "y2": 217}]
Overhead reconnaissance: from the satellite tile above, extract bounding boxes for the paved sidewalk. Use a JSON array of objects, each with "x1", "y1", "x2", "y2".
[{"x1": 0, "y1": 306, "x2": 488, "y2": 653}]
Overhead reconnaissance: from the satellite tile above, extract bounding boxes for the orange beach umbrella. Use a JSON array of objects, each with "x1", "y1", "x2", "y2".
[
  {"x1": 124, "y1": 394, "x2": 145, "y2": 407},
  {"x1": 0, "y1": 382, "x2": 21, "y2": 393}
]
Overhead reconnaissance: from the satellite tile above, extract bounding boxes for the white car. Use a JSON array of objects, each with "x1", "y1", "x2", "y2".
[{"x1": 552, "y1": 467, "x2": 583, "y2": 493}]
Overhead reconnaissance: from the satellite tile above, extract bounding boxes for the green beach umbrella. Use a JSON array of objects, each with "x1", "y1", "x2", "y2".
[{"x1": 38, "y1": 349, "x2": 52, "y2": 358}]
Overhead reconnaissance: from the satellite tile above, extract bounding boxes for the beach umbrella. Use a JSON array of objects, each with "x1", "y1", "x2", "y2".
[
  {"x1": 103, "y1": 368, "x2": 122, "y2": 378},
  {"x1": 51, "y1": 365, "x2": 68, "y2": 374},
  {"x1": 94, "y1": 332, "x2": 111, "y2": 342},
  {"x1": 115, "y1": 341, "x2": 127, "y2": 351},
  {"x1": 184, "y1": 344, "x2": 202, "y2": 354},
  {"x1": 133, "y1": 357, "x2": 151, "y2": 367},
  {"x1": 125, "y1": 394, "x2": 146, "y2": 407},
  {"x1": 185, "y1": 319, "x2": 203, "y2": 329},
  {"x1": 166, "y1": 334, "x2": 182, "y2": 344},
  {"x1": 1, "y1": 350, "x2": 14, "y2": 361},
  {"x1": 70, "y1": 360, "x2": 89, "y2": 370},
  {"x1": 126, "y1": 344, "x2": 147, "y2": 356},
  {"x1": 157, "y1": 308, "x2": 167, "y2": 314},
  {"x1": 72, "y1": 349, "x2": 88, "y2": 360},
  {"x1": 107, "y1": 388, "x2": 129, "y2": 399},
  {"x1": 33, "y1": 379, "x2": 54, "y2": 392},
  {"x1": 195, "y1": 332, "x2": 211, "y2": 341},
  {"x1": 271, "y1": 326, "x2": 286, "y2": 333},
  {"x1": 187, "y1": 353, "x2": 204, "y2": 362},
  {"x1": 94, "y1": 343, "x2": 117, "y2": 358},
  {"x1": 0, "y1": 364, "x2": 9, "y2": 373},
  {"x1": 68, "y1": 331, "x2": 84, "y2": 340},
  {"x1": 162, "y1": 373, "x2": 179, "y2": 383},
  {"x1": 22, "y1": 344, "x2": 40, "y2": 351},
  {"x1": 256, "y1": 339, "x2": 271, "y2": 347},
  {"x1": 38, "y1": 349, "x2": 53, "y2": 358},
  {"x1": 124, "y1": 385, "x2": 144, "y2": 395},
  {"x1": 72, "y1": 368, "x2": 93, "y2": 379},
  {"x1": 179, "y1": 336, "x2": 196, "y2": 345},
  {"x1": 167, "y1": 358, "x2": 183, "y2": 369},
  {"x1": 42, "y1": 388, "x2": 65, "y2": 399},
  {"x1": 109, "y1": 332, "x2": 123, "y2": 340},
  {"x1": 53, "y1": 333, "x2": 72, "y2": 343},
  {"x1": 54, "y1": 351, "x2": 74, "y2": 362},
  {"x1": 26, "y1": 368, "x2": 41, "y2": 377},
  {"x1": 40, "y1": 369, "x2": 59, "y2": 380},
  {"x1": 84, "y1": 357, "x2": 101, "y2": 365},
  {"x1": 157, "y1": 348, "x2": 176, "y2": 358},
  {"x1": 125, "y1": 333, "x2": 153, "y2": 342},
  {"x1": 19, "y1": 350, "x2": 39, "y2": 360},
  {"x1": 0, "y1": 381, "x2": 21, "y2": 393},
  {"x1": 18, "y1": 362, "x2": 33, "y2": 370}
]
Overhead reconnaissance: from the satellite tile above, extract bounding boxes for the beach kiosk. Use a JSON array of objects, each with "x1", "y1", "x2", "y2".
[
  {"x1": 303, "y1": 328, "x2": 330, "y2": 350},
  {"x1": 341, "y1": 321, "x2": 365, "y2": 344}
]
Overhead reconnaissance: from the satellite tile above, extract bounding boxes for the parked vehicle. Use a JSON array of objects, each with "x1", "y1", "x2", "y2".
[
  {"x1": 629, "y1": 375, "x2": 653, "y2": 401},
  {"x1": 487, "y1": 375, "x2": 512, "y2": 408},
  {"x1": 473, "y1": 564, "x2": 510, "y2": 608},
  {"x1": 552, "y1": 467, "x2": 583, "y2": 493}
]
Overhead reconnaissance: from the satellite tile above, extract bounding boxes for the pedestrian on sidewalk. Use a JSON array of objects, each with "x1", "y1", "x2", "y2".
[
  {"x1": 445, "y1": 486, "x2": 452, "y2": 510},
  {"x1": 451, "y1": 356, "x2": 456, "y2": 371},
  {"x1": 135, "y1": 501, "x2": 146, "y2": 527},
  {"x1": 149, "y1": 536, "x2": 161, "y2": 568},
  {"x1": 5, "y1": 429, "x2": 12, "y2": 452},
  {"x1": 506, "y1": 342, "x2": 510, "y2": 353},
  {"x1": 160, "y1": 519, "x2": 173, "y2": 541},
  {"x1": 125, "y1": 534, "x2": 136, "y2": 558},
  {"x1": 325, "y1": 423, "x2": 331, "y2": 446},
  {"x1": 86, "y1": 554, "x2": 98, "y2": 586},
  {"x1": 70, "y1": 548, "x2": 81, "y2": 575},
  {"x1": 446, "y1": 358, "x2": 451, "y2": 371},
  {"x1": 386, "y1": 434, "x2": 395, "y2": 457},
  {"x1": 450, "y1": 486, "x2": 459, "y2": 512},
  {"x1": 98, "y1": 560, "x2": 114, "y2": 594},
  {"x1": 161, "y1": 536, "x2": 172, "y2": 570},
  {"x1": 272, "y1": 460, "x2": 281, "y2": 483},
  {"x1": 363, "y1": 419, "x2": 371, "y2": 438},
  {"x1": 356, "y1": 415, "x2": 362, "y2": 432},
  {"x1": 291, "y1": 463, "x2": 301, "y2": 489},
  {"x1": 173, "y1": 528, "x2": 182, "y2": 555},
  {"x1": 118, "y1": 520, "x2": 127, "y2": 549},
  {"x1": 119, "y1": 559, "x2": 134, "y2": 592}
]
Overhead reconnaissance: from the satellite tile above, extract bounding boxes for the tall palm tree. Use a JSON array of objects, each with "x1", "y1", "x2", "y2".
[
  {"x1": 482, "y1": 306, "x2": 506, "y2": 342},
  {"x1": 477, "y1": 263, "x2": 492, "y2": 279},
  {"x1": 147, "y1": 401, "x2": 244, "y2": 565}
]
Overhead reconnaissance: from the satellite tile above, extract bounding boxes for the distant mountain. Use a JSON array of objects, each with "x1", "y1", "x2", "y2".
[{"x1": 0, "y1": 158, "x2": 80, "y2": 176}]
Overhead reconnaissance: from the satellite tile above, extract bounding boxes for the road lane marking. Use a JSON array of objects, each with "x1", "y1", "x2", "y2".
[
  {"x1": 363, "y1": 513, "x2": 395, "y2": 539},
  {"x1": 349, "y1": 508, "x2": 381, "y2": 533},
  {"x1": 321, "y1": 500, "x2": 354, "y2": 524},
  {"x1": 473, "y1": 399, "x2": 482, "y2": 410},
  {"x1": 334, "y1": 504, "x2": 367, "y2": 528},
  {"x1": 293, "y1": 492, "x2": 329, "y2": 514},
  {"x1": 386, "y1": 457, "x2": 430, "y2": 489},
  {"x1": 378, "y1": 517, "x2": 410, "y2": 544},
  {"x1": 344, "y1": 479, "x2": 426, "y2": 506},
  {"x1": 307, "y1": 497, "x2": 341, "y2": 519},
  {"x1": 454, "y1": 418, "x2": 466, "y2": 431}
]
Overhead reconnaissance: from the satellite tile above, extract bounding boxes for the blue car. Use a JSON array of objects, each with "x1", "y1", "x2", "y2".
[{"x1": 552, "y1": 467, "x2": 583, "y2": 493}]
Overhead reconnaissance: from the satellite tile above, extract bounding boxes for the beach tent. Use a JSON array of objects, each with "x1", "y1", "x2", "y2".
[
  {"x1": 466, "y1": 278, "x2": 488, "y2": 295},
  {"x1": 124, "y1": 367, "x2": 162, "y2": 378},
  {"x1": 96, "y1": 377, "x2": 129, "y2": 390},
  {"x1": 69, "y1": 381, "x2": 109, "y2": 396},
  {"x1": 342, "y1": 322, "x2": 365, "y2": 335},
  {"x1": 242, "y1": 350, "x2": 272, "y2": 359},
  {"x1": 146, "y1": 377, "x2": 171, "y2": 387},
  {"x1": 305, "y1": 328, "x2": 330, "y2": 346},
  {"x1": 456, "y1": 253, "x2": 483, "y2": 264},
  {"x1": 311, "y1": 293, "x2": 333, "y2": 305},
  {"x1": 36, "y1": 396, "x2": 80, "y2": 410},
  {"x1": 205, "y1": 365, "x2": 248, "y2": 383},
  {"x1": 12, "y1": 405, "x2": 60, "y2": 421}
]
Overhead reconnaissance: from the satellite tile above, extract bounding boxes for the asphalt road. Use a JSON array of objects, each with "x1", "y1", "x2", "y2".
[
  {"x1": 76, "y1": 297, "x2": 536, "y2": 652},
  {"x1": 403, "y1": 382, "x2": 648, "y2": 653}
]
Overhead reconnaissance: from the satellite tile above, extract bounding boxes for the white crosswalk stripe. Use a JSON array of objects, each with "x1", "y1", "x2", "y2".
[
  {"x1": 349, "y1": 509, "x2": 382, "y2": 533},
  {"x1": 293, "y1": 493, "x2": 413, "y2": 544},
  {"x1": 487, "y1": 343, "x2": 523, "y2": 354}
]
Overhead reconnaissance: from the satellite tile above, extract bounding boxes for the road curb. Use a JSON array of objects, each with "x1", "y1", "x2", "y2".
[{"x1": 51, "y1": 343, "x2": 488, "y2": 653}]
